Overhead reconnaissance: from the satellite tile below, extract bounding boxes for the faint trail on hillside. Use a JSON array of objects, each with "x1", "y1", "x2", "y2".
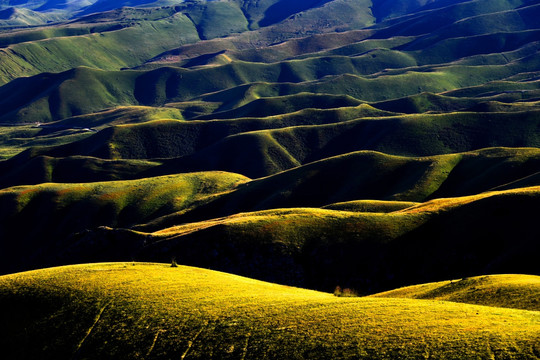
[
  {"x1": 485, "y1": 340, "x2": 496, "y2": 360},
  {"x1": 180, "y1": 321, "x2": 208, "y2": 360},
  {"x1": 421, "y1": 335, "x2": 431, "y2": 359},
  {"x1": 72, "y1": 301, "x2": 111, "y2": 359},
  {"x1": 146, "y1": 329, "x2": 166, "y2": 357},
  {"x1": 240, "y1": 331, "x2": 251, "y2": 360}
]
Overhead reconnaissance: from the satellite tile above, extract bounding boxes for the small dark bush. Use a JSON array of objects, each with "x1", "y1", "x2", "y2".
[{"x1": 334, "y1": 286, "x2": 358, "y2": 297}]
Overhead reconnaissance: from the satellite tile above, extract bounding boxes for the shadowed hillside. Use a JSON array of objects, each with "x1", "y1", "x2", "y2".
[
  {"x1": 137, "y1": 147, "x2": 540, "y2": 228},
  {"x1": 134, "y1": 188, "x2": 540, "y2": 293},
  {"x1": 1, "y1": 173, "x2": 539, "y2": 293},
  {"x1": 6, "y1": 110, "x2": 538, "y2": 179},
  {"x1": 0, "y1": 172, "x2": 249, "y2": 274}
]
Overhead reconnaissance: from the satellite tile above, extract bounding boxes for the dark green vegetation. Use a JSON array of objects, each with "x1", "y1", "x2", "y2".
[{"x1": 0, "y1": 0, "x2": 539, "y2": 358}]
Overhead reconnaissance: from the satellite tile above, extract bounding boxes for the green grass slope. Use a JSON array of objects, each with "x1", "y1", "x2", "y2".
[
  {"x1": 0, "y1": 0, "x2": 383, "y2": 85},
  {"x1": 2, "y1": 34, "x2": 539, "y2": 123},
  {"x1": 1, "y1": 185, "x2": 538, "y2": 293},
  {"x1": 142, "y1": 148, "x2": 540, "y2": 229},
  {"x1": 373, "y1": 92, "x2": 486, "y2": 113},
  {"x1": 0, "y1": 155, "x2": 164, "y2": 189},
  {"x1": 371, "y1": 274, "x2": 540, "y2": 311},
  {"x1": 0, "y1": 105, "x2": 183, "y2": 160},
  {"x1": 0, "y1": 172, "x2": 248, "y2": 273},
  {"x1": 3, "y1": 146, "x2": 539, "y2": 236},
  {"x1": 48, "y1": 106, "x2": 185, "y2": 128},
  {"x1": 0, "y1": 263, "x2": 538, "y2": 359},
  {"x1": 0, "y1": 124, "x2": 95, "y2": 161},
  {"x1": 0, "y1": 67, "x2": 142, "y2": 124},
  {"x1": 193, "y1": 93, "x2": 363, "y2": 120},
  {"x1": 0, "y1": 7, "x2": 63, "y2": 27},
  {"x1": 5, "y1": 109, "x2": 540, "y2": 180},
  {"x1": 0, "y1": 11, "x2": 201, "y2": 85},
  {"x1": 373, "y1": 91, "x2": 540, "y2": 114},
  {"x1": 0, "y1": 103, "x2": 385, "y2": 163},
  {"x1": 147, "y1": 111, "x2": 540, "y2": 178}
]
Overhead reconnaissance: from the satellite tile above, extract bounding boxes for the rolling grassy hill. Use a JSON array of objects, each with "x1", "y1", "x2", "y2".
[
  {"x1": 0, "y1": 0, "x2": 405, "y2": 85},
  {"x1": 0, "y1": 9, "x2": 202, "y2": 85},
  {"x1": 0, "y1": 171, "x2": 249, "y2": 273},
  {"x1": 0, "y1": 0, "x2": 538, "y2": 281},
  {"x1": 2, "y1": 45, "x2": 539, "y2": 123},
  {"x1": 0, "y1": 263, "x2": 538, "y2": 359},
  {"x1": 7, "y1": 109, "x2": 537, "y2": 179},
  {"x1": 370, "y1": 274, "x2": 540, "y2": 311},
  {"x1": 1, "y1": 169, "x2": 539, "y2": 292},
  {"x1": 0, "y1": 7, "x2": 64, "y2": 28},
  {"x1": 0, "y1": 0, "x2": 539, "y2": 358},
  {"x1": 138, "y1": 147, "x2": 540, "y2": 225},
  {"x1": 132, "y1": 186, "x2": 540, "y2": 293}
]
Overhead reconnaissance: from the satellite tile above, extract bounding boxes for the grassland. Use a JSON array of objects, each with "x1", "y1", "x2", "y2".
[
  {"x1": 0, "y1": 0, "x2": 539, "y2": 357},
  {"x1": 0, "y1": 7, "x2": 64, "y2": 28},
  {"x1": 0, "y1": 105, "x2": 185, "y2": 160},
  {"x1": 0, "y1": 0, "x2": 538, "y2": 295},
  {"x1": 4, "y1": 108, "x2": 539, "y2": 181},
  {"x1": 0, "y1": 0, "x2": 387, "y2": 85},
  {"x1": 1, "y1": 176, "x2": 538, "y2": 292},
  {"x1": 0, "y1": 12, "x2": 200, "y2": 85},
  {"x1": 143, "y1": 147, "x2": 540, "y2": 224},
  {"x1": 3, "y1": 50, "x2": 540, "y2": 123},
  {"x1": 0, "y1": 263, "x2": 538, "y2": 359},
  {"x1": 370, "y1": 274, "x2": 540, "y2": 311},
  {"x1": 131, "y1": 186, "x2": 540, "y2": 292},
  {"x1": 2, "y1": 145, "x2": 538, "y2": 212},
  {"x1": 0, "y1": 171, "x2": 248, "y2": 226},
  {"x1": 1, "y1": 0, "x2": 540, "y2": 124},
  {"x1": 0, "y1": 171, "x2": 249, "y2": 274}
]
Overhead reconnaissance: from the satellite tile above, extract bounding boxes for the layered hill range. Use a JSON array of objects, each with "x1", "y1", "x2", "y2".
[
  {"x1": 0, "y1": 0, "x2": 539, "y2": 294},
  {"x1": 1, "y1": 0, "x2": 540, "y2": 358}
]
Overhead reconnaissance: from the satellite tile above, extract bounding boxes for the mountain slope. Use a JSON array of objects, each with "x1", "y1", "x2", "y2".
[{"x1": 0, "y1": 7, "x2": 64, "y2": 27}]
